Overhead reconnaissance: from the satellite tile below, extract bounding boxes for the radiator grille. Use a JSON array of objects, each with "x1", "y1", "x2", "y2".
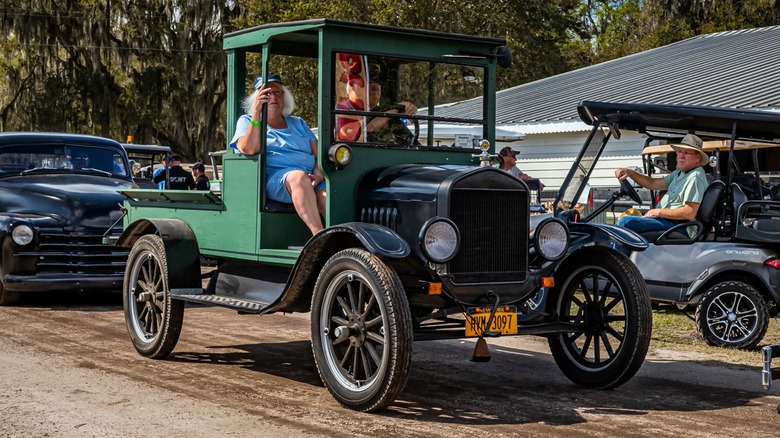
[
  {"x1": 17, "y1": 232, "x2": 129, "y2": 276},
  {"x1": 449, "y1": 188, "x2": 527, "y2": 283}
]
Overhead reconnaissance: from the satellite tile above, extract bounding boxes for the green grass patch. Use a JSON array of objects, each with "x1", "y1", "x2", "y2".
[{"x1": 650, "y1": 304, "x2": 780, "y2": 366}]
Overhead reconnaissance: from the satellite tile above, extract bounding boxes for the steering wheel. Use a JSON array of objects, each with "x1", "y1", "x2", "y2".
[
  {"x1": 375, "y1": 104, "x2": 419, "y2": 145},
  {"x1": 620, "y1": 179, "x2": 643, "y2": 205}
]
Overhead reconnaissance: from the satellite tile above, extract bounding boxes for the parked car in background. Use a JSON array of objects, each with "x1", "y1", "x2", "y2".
[
  {"x1": 121, "y1": 143, "x2": 172, "y2": 189},
  {"x1": 0, "y1": 133, "x2": 135, "y2": 305},
  {"x1": 555, "y1": 101, "x2": 780, "y2": 349}
]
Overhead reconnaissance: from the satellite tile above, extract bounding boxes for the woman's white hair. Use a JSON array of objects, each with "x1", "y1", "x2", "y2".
[{"x1": 242, "y1": 83, "x2": 295, "y2": 116}]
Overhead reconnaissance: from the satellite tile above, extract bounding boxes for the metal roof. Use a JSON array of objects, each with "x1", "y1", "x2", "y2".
[{"x1": 428, "y1": 26, "x2": 780, "y2": 127}]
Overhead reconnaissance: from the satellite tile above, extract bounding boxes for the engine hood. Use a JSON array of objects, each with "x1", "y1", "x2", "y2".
[
  {"x1": 358, "y1": 164, "x2": 522, "y2": 202},
  {"x1": 0, "y1": 174, "x2": 135, "y2": 231}
]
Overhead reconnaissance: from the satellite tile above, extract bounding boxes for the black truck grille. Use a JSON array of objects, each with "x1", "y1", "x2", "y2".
[
  {"x1": 449, "y1": 188, "x2": 527, "y2": 283},
  {"x1": 18, "y1": 232, "x2": 129, "y2": 276}
]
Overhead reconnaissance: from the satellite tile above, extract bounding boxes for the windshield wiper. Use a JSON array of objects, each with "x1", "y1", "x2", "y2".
[
  {"x1": 78, "y1": 167, "x2": 113, "y2": 177},
  {"x1": 20, "y1": 167, "x2": 51, "y2": 175}
]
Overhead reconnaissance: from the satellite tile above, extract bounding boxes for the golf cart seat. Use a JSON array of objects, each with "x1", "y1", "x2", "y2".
[
  {"x1": 732, "y1": 183, "x2": 780, "y2": 241},
  {"x1": 642, "y1": 180, "x2": 726, "y2": 245}
]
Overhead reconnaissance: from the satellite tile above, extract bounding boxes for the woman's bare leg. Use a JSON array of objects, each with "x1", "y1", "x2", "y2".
[{"x1": 285, "y1": 170, "x2": 323, "y2": 234}]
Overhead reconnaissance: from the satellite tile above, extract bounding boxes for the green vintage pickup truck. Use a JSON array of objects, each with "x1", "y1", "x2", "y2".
[{"x1": 114, "y1": 19, "x2": 651, "y2": 412}]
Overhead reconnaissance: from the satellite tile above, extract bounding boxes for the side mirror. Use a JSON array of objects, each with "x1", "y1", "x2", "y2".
[{"x1": 496, "y1": 46, "x2": 512, "y2": 69}]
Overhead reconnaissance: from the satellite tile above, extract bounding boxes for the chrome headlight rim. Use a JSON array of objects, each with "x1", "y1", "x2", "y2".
[
  {"x1": 418, "y1": 217, "x2": 460, "y2": 264},
  {"x1": 11, "y1": 223, "x2": 34, "y2": 246},
  {"x1": 534, "y1": 218, "x2": 569, "y2": 261}
]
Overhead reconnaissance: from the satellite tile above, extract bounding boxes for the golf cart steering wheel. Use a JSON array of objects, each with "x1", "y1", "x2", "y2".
[
  {"x1": 377, "y1": 104, "x2": 419, "y2": 145},
  {"x1": 620, "y1": 179, "x2": 643, "y2": 205}
]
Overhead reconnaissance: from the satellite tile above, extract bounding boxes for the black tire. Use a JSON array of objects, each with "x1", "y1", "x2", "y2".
[
  {"x1": 695, "y1": 281, "x2": 769, "y2": 349},
  {"x1": 547, "y1": 247, "x2": 652, "y2": 389},
  {"x1": 123, "y1": 235, "x2": 184, "y2": 358},
  {"x1": 0, "y1": 279, "x2": 20, "y2": 306},
  {"x1": 310, "y1": 248, "x2": 412, "y2": 412}
]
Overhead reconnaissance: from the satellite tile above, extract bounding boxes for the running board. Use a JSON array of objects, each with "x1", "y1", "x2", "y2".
[
  {"x1": 762, "y1": 344, "x2": 780, "y2": 389},
  {"x1": 170, "y1": 288, "x2": 271, "y2": 314}
]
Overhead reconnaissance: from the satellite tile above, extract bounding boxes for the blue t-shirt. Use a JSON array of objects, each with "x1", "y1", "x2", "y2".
[
  {"x1": 230, "y1": 115, "x2": 317, "y2": 174},
  {"x1": 152, "y1": 167, "x2": 165, "y2": 189}
]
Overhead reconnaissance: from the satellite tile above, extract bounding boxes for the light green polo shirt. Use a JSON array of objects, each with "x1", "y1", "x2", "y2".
[
  {"x1": 659, "y1": 167, "x2": 707, "y2": 209},
  {"x1": 659, "y1": 167, "x2": 708, "y2": 237}
]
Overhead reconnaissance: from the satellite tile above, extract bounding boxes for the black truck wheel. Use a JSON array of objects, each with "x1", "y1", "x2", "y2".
[
  {"x1": 123, "y1": 235, "x2": 184, "y2": 358},
  {"x1": 547, "y1": 247, "x2": 652, "y2": 389},
  {"x1": 0, "y1": 279, "x2": 20, "y2": 306},
  {"x1": 311, "y1": 248, "x2": 413, "y2": 412},
  {"x1": 695, "y1": 281, "x2": 769, "y2": 349}
]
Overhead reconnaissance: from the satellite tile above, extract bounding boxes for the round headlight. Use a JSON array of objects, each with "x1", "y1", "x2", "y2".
[
  {"x1": 534, "y1": 218, "x2": 568, "y2": 261},
  {"x1": 328, "y1": 144, "x2": 353, "y2": 168},
  {"x1": 11, "y1": 224, "x2": 34, "y2": 246},
  {"x1": 420, "y1": 218, "x2": 460, "y2": 263}
]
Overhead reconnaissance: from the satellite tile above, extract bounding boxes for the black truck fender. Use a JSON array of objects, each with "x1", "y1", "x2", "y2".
[
  {"x1": 116, "y1": 218, "x2": 201, "y2": 290},
  {"x1": 567, "y1": 222, "x2": 649, "y2": 254},
  {"x1": 271, "y1": 222, "x2": 411, "y2": 313}
]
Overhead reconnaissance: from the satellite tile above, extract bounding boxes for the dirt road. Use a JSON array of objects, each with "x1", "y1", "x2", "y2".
[{"x1": 1, "y1": 294, "x2": 778, "y2": 437}]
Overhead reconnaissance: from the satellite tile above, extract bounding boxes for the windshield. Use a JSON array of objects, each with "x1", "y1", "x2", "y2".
[
  {"x1": 555, "y1": 126, "x2": 609, "y2": 210},
  {"x1": 0, "y1": 144, "x2": 129, "y2": 177},
  {"x1": 333, "y1": 52, "x2": 486, "y2": 149}
]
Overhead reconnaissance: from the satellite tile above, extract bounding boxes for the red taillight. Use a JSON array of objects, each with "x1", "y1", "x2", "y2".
[
  {"x1": 588, "y1": 191, "x2": 593, "y2": 209},
  {"x1": 655, "y1": 194, "x2": 661, "y2": 205},
  {"x1": 764, "y1": 258, "x2": 780, "y2": 269}
]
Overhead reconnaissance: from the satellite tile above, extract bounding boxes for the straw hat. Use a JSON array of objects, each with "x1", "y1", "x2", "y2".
[{"x1": 671, "y1": 133, "x2": 708, "y2": 166}]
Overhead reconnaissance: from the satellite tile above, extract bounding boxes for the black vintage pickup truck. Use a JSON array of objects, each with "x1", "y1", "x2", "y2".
[{"x1": 0, "y1": 132, "x2": 155, "y2": 304}]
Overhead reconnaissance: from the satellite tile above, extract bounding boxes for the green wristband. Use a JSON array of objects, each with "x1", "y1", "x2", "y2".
[{"x1": 249, "y1": 119, "x2": 261, "y2": 127}]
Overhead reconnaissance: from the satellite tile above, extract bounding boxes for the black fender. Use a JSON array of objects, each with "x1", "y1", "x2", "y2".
[
  {"x1": 567, "y1": 222, "x2": 648, "y2": 253},
  {"x1": 117, "y1": 218, "x2": 201, "y2": 289},
  {"x1": 270, "y1": 222, "x2": 410, "y2": 313}
]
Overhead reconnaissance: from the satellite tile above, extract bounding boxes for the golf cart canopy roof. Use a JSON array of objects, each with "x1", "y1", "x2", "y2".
[
  {"x1": 642, "y1": 140, "x2": 780, "y2": 156},
  {"x1": 578, "y1": 101, "x2": 780, "y2": 143}
]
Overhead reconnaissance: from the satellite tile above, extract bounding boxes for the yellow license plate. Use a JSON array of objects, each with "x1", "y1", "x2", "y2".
[{"x1": 465, "y1": 307, "x2": 518, "y2": 337}]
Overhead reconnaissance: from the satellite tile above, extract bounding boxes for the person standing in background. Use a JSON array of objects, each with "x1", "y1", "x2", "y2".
[
  {"x1": 152, "y1": 156, "x2": 167, "y2": 189},
  {"x1": 192, "y1": 162, "x2": 210, "y2": 191},
  {"x1": 152, "y1": 154, "x2": 195, "y2": 190},
  {"x1": 499, "y1": 146, "x2": 544, "y2": 189}
]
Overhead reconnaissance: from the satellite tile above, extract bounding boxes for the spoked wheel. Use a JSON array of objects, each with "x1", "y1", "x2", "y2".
[
  {"x1": 311, "y1": 248, "x2": 412, "y2": 412},
  {"x1": 123, "y1": 235, "x2": 184, "y2": 358},
  {"x1": 695, "y1": 281, "x2": 769, "y2": 349},
  {"x1": 547, "y1": 247, "x2": 651, "y2": 389}
]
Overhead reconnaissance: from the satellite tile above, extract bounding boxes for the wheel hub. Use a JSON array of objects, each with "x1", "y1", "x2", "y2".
[
  {"x1": 585, "y1": 302, "x2": 606, "y2": 334},
  {"x1": 347, "y1": 313, "x2": 367, "y2": 347},
  {"x1": 138, "y1": 291, "x2": 154, "y2": 302},
  {"x1": 727, "y1": 311, "x2": 737, "y2": 322}
]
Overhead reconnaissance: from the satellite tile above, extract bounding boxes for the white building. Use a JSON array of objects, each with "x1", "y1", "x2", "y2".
[{"x1": 425, "y1": 26, "x2": 780, "y2": 191}]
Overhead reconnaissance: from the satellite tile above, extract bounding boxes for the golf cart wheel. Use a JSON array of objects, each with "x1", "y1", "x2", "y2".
[
  {"x1": 695, "y1": 281, "x2": 769, "y2": 349},
  {"x1": 310, "y1": 248, "x2": 413, "y2": 412},
  {"x1": 123, "y1": 235, "x2": 184, "y2": 358},
  {"x1": 547, "y1": 247, "x2": 652, "y2": 389}
]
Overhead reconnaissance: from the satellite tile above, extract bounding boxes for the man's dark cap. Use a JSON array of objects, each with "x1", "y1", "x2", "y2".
[
  {"x1": 170, "y1": 154, "x2": 181, "y2": 162},
  {"x1": 192, "y1": 162, "x2": 205, "y2": 172},
  {"x1": 499, "y1": 146, "x2": 519, "y2": 157}
]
